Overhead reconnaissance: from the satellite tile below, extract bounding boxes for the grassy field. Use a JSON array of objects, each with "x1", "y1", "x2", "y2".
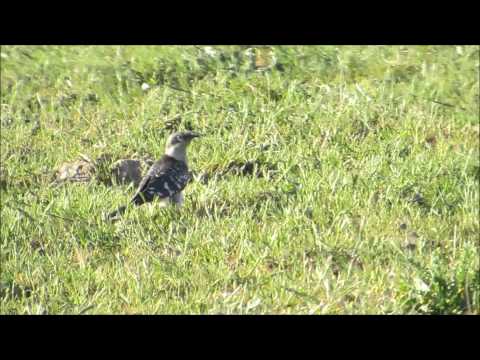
[{"x1": 1, "y1": 45, "x2": 479, "y2": 314}]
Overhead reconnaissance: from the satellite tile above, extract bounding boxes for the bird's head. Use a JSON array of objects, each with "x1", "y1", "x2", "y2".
[{"x1": 165, "y1": 131, "x2": 201, "y2": 161}]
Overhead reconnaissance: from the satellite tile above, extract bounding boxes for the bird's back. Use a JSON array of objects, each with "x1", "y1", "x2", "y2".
[{"x1": 131, "y1": 155, "x2": 191, "y2": 205}]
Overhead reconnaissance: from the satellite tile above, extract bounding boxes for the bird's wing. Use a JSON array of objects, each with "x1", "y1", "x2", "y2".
[{"x1": 131, "y1": 157, "x2": 190, "y2": 205}]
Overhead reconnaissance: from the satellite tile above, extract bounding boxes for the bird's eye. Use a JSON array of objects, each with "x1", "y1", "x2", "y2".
[{"x1": 176, "y1": 135, "x2": 183, "y2": 142}]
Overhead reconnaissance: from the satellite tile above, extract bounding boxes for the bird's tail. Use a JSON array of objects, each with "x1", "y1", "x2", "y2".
[{"x1": 107, "y1": 205, "x2": 127, "y2": 220}]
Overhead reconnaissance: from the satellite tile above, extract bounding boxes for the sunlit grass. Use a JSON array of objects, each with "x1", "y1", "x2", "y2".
[{"x1": 1, "y1": 45, "x2": 479, "y2": 314}]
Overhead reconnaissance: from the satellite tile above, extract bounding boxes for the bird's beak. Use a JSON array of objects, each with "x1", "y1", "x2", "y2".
[{"x1": 188, "y1": 132, "x2": 202, "y2": 139}]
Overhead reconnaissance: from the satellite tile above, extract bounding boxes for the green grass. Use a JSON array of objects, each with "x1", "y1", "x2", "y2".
[{"x1": 1, "y1": 45, "x2": 479, "y2": 314}]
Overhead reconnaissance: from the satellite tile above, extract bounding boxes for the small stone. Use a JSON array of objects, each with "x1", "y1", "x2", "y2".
[
  {"x1": 111, "y1": 159, "x2": 144, "y2": 187},
  {"x1": 56, "y1": 160, "x2": 94, "y2": 183}
]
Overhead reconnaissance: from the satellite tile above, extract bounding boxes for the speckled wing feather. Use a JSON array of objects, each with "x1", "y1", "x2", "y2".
[{"x1": 130, "y1": 155, "x2": 191, "y2": 206}]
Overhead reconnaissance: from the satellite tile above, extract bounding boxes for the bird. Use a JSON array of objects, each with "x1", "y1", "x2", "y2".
[{"x1": 107, "y1": 131, "x2": 201, "y2": 220}]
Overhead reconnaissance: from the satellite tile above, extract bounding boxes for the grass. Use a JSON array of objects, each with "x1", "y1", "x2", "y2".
[{"x1": 1, "y1": 45, "x2": 479, "y2": 314}]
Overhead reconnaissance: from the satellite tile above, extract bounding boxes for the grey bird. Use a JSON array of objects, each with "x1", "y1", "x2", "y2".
[{"x1": 108, "y1": 131, "x2": 201, "y2": 219}]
